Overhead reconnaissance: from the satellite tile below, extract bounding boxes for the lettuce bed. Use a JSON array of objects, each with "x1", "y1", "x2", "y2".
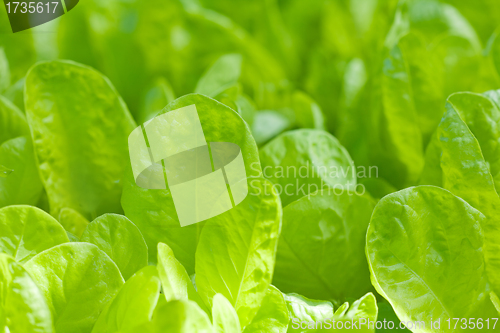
[{"x1": 1, "y1": 0, "x2": 500, "y2": 332}]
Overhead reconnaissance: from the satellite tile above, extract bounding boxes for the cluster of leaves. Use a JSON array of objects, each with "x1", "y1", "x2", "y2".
[{"x1": 2, "y1": 0, "x2": 500, "y2": 332}]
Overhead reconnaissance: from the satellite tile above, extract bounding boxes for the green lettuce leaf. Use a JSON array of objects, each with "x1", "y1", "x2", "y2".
[
  {"x1": 273, "y1": 189, "x2": 374, "y2": 302},
  {"x1": 58, "y1": 207, "x2": 89, "y2": 238},
  {"x1": 92, "y1": 266, "x2": 161, "y2": 333},
  {"x1": 128, "y1": 300, "x2": 213, "y2": 333},
  {"x1": 0, "y1": 205, "x2": 68, "y2": 263},
  {"x1": 0, "y1": 136, "x2": 43, "y2": 207},
  {"x1": 213, "y1": 293, "x2": 241, "y2": 333},
  {"x1": 492, "y1": 28, "x2": 500, "y2": 78},
  {"x1": 252, "y1": 110, "x2": 294, "y2": 146},
  {"x1": 4, "y1": 77, "x2": 25, "y2": 112},
  {"x1": 291, "y1": 92, "x2": 325, "y2": 131},
  {"x1": 243, "y1": 285, "x2": 289, "y2": 333},
  {"x1": 195, "y1": 53, "x2": 259, "y2": 128},
  {"x1": 432, "y1": 35, "x2": 483, "y2": 95},
  {"x1": 285, "y1": 292, "x2": 377, "y2": 332},
  {"x1": 195, "y1": 53, "x2": 242, "y2": 98},
  {"x1": 0, "y1": 253, "x2": 54, "y2": 333},
  {"x1": 80, "y1": 213, "x2": 148, "y2": 280},
  {"x1": 137, "y1": 77, "x2": 176, "y2": 124},
  {"x1": 420, "y1": 92, "x2": 500, "y2": 294},
  {"x1": 386, "y1": 0, "x2": 481, "y2": 51},
  {"x1": 284, "y1": 293, "x2": 334, "y2": 331},
  {"x1": 66, "y1": 231, "x2": 79, "y2": 242},
  {"x1": 156, "y1": 242, "x2": 208, "y2": 313},
  {"x1": 0, "y1": 95, "x2": 28, "y2": 145},
  {"x1": 25, "y1": 60, "x2": 136, "y2": 220},
  {"x1": 368, "y1": 36, "x2": 424, "y2": 189},
  {"x1": 259, "y1": 129, "x2": 356, "y2": 206},
  {"x1": 195, "y1": 178, "x2": 281, "y2": 329},
  {"x1": 24, "y1": 243, "x2": 124, "y2": 333},
  {"x1": 0, "y1": 48, "x2": 10, "y2": 93},
  {"x1": 332, "y1": 293, "x2": 378, "y2": 332},
  {"x1": 122, "y1": 94, "x2": 261, "y2": 270},
  {"x1": 366, "y1": 186, "x2": 498, "y2": 332},
  {"x1": 351, "y1": 0, "x2": 487, "y2": 189},
  {"x1": 0, "y1": 18, "x2": 36, "y2": 83}
]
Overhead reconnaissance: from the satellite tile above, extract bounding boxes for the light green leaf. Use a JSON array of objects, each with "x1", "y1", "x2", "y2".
[
  {"x1": 260, "y1": 129, "x2": 356, "y2": 206},
  {"x1": 397, "y1": 33, "x2": 443, "y2": 143},
  {"x1": 332, "y1": 293, "x2": 378, "y2": 332},
  {"x1": 291, "y1": 91, "x2": 325, "y2": 131},
  {"x1": 432, "y1": 35, "x2": 482, "y2": 96},
  {"x1": 491, "y1": 292, "x2": 500, "y2": 315},
  {"x1": 213, "y1": 293, "x2": 241, "y2": 333},
  {"x1": 195, "y1": 178, "x2": 282, "y2": 329},
  {"x1": 58, "y1": 207, "x2": 89, "y2": 238},
  {"x1": 25, "y1": 60, "x2": 136, "y2": 220},
  {"x1": 334, "y1": 293, "x2": 377, "y2": 320},
  {"x1": 237, "y1": 94, "x2": 257, "y2": 125},
  {"x1": 336, "y1": 58, "x2": 369, "y2": 166},
  {"x1": 403, "y1": 0, "x2": 481, "y2": 51},
  {"x1": 131, "y1": 300, "x2": 213, "y2": 333},
  {"x1": 492, "y1": 29, "x2": 500, "y2": 78},
  {"x1": 243, "y1": 285, "x2": 289, "y2": 333},
  {"x1": 80, "y1": 214, "x2": 148, "y2": 280},
  {"x1": 0, "y1": 253, "x2": 54, "y2": 333},
  {"x1": 284, "y1": 293, "x2": 334, "y2": 331},
  {"x1": 194, "y1": 54, "x2": 259, "y2": 129},
  {"x1": 195, "y1": 53, "x2": 243, "y2": 98},
  {"x1": 444, "y1": 92, "x2": 500, "y2": 195},
  {"x1": 24, "y1": 243, "x2": 124, "y2": 333},
  {"x1": 122, "y1": 94, "x2": 261, "y2": 270},
  {"x1": 4, "y1": 77, "x2": 26, "y2": 112},
  {"x1": 0, "y1": 205, "x2": 68, "y2": 263},
  {"x1": 137, "y1": 77, "x2": 176, "y2": 124},
  {"x1": 285, "y1": 292, "x2": 377, "y2": 332},
  {"x1": 92, "y1": 266, "x2": 161, "y2": 333},
  {"x1": 66, "y1": 231, "x2": 79, "y2": 242},
  {"x1": 0, "y1": 19, "x2": 36, "y2": 83},
  {"x1": 420, "y1": 92, "x2": 500, "y2": 294},
  {"x1": 0, "y1": 95, "x2": 29, "y2": 146},
  {"x1": 273, "y1": 189, "x2": 374, "y2": 302},
  {"x1": 0, "y1": 48, "x2": 10, "y2": 92},
  {"x1": 252, "y1": 110, "x2": 293, "y2": 146},
  {"x1": 0, "y1": 136, "x2": 43, "y2": 207},
  {"x1": 215, "y1": 89, "x2": 257, "y2": 127},
  {"x1": 157, "y1": 242, "x2": 207, "y2": 313},
  {"x1": 366, "y1": 186, "x2": 498, "y2": 332},
  {"x1": 370, "y1": 37, "x2": 424, "y2": 188}
]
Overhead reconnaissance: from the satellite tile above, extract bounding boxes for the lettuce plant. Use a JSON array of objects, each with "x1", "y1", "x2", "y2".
[{"x1": 1, "y1": 0, "x2": 500, "y2": 332}]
